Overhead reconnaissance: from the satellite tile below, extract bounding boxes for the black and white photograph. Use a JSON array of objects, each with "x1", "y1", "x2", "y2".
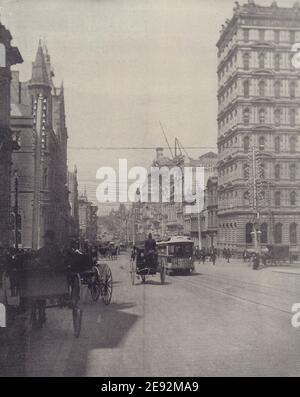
[{"x1": 1, "y1": 0, "x2": 300, "y2": 379}]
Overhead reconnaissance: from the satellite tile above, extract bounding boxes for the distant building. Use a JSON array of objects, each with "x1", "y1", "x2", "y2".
[
  {"x1": 78, "y1": 192, "x2": 98, "y2": 247},
  {"x1": 68, "y1": 166, "x2": 79, "y2": 242},
  {"x1": 0, "y1": 22, "x2": 22, "y2": 247}
]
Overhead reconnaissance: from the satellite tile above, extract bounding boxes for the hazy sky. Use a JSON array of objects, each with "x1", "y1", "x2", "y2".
[{"x1": 1, "y1": 0, "x2": 296, "y2": 203}]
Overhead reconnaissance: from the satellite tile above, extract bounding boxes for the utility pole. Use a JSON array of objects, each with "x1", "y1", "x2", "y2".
[{"x1": 196, "y1": 182, "x2": 202, "y2": 250}]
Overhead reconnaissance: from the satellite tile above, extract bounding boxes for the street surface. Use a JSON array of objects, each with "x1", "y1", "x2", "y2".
[{"x1": 2, "y1": 253, "x2": 300, "y2": 377}]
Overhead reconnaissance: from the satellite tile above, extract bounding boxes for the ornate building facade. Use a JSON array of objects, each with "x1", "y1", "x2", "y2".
[
  {"x1": 0, "y1": 22, "x2": 22, "y2": 247},
  {"x1": 217, "y1": 0, "x2": 300, "y2": 256},
  {"x1": 11, "y1": 42, "x2": 70, "y2": 249}
]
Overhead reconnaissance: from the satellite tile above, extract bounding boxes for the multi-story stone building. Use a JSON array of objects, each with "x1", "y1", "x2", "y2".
[
  {"x1": 68, "y1": 166, "x2": 80, "y2": 243},
  {"x1": 11, "y1": 42, "x2": 70, "y2": 249},
  {"x1": 78, "y1": 192, "x2": 98, "y2": 248},
  {"x1": 0, "y1": 22, "x2": 22, "y2": 247},
  {"x1": 217, "y1": 0, "x2": 300, "y2": 257}
]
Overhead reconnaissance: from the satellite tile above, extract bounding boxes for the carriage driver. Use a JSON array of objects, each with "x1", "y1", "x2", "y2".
[
  {"x1": 37, "y1": 230, "x2": 63, "y2": 270},
  {"x1": 144, "y1": 233, "x2": 157, "y2": 268}
]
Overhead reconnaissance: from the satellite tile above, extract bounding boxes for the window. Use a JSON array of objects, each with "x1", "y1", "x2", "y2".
[
  {"x1": 290, "y1": 81, "x2": 296, "y2": 98},
  {"x1": 43, "y1": 168, "x2": 48, "y2": 188},
  {"x1": 290, "y1": 136, "x2": 296, "y2": 153},
  {"x1": 243, "y1": 136, "x2": 250, "y2": 152},
  {"x1": 275, "y1": 191, "x2": 281, "y2": 206},
  {"x1": 274, "y1": 81, "x2": 281, "y2": 98},
  {"x1": 275, "y1": 164, "x2": 281, "y2": 180},
  {"x1": 275, "y1": 136, "x2": 280, "y2": 153},
  {"x1": 274, "y1": 223, "x2": 283, "y2": 244},
  {"x1": 259, "y1": 80, "x2": 265, "y2": 97},
  {"x1": 244, "y1": 29, "x2": 249, "y2": 43},
  {"x1": 290, "y1": 163, "x2": 297, "y2": 180},
  {"x1": 259, "y1": 29, "x2": 265, "y2": 42},
  {"x1": 290, "y1": 109, "x2": 296, "y2": 126},
  {"x1": 0, "y1": 43, "x2": 6, "y2": 68},
  {"x1": 259, "y1": 136, "x2": 265, "y2": 151},
  {"x1": 243, "y1": 163, "x2": 249, "y2": 179},
  {"x1": 259, "y1": 108, "x2": 265, "y2": 123},
  {"x1": 274, "y1": 108, "x2": 281, "y2": 126},
  {"x1": 261, "y1": 223, "x2": 268, "y2": 244},
  {"x1": 246, "y1": 222, "x2": 253, "y2": 244},
  {"x1": 258, "y1": 52, "x2": 265, "y2": 69},
  {"x1": 244, "y1": 79, "x2": 250, "y2": 97},
  {"x1": 290, "y1": 31, "x2": 296, "y2": 44},
  {"x1": 290, "y1": 223, "x2": 297, "y2": 245},
  {"x1": 243, "y1": 53, "x2": 250, "y2": 70},
  {"x1": 274, "y1": 53, "x2": 280, "y2": 71},
  {"x1": 290, "y1": 191, "x2": 297, "y2": 206},
  {"x1": 243, "y1": 108, "x2": 250, "y2": 125},
  {"x1": 274, "y1": 30, "x2": 280, "y2": 44}
]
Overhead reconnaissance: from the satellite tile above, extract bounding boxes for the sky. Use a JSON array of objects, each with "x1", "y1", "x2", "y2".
[{"x1": 1, "y1": 0, "x2": 296, "y2": 204}]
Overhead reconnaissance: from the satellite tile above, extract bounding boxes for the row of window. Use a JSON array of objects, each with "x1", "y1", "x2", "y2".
[
  {"x1": 245, "y1": 222, "x2": 297, "y2": 245},
  {"x1": 219, "y1": 78, "x2": 297, "y2": 108},
  {"x1": 243, "y1": 29, "x2": 296, "y2": 45},
  {"x1": 242, "y1": 107, "x2": 297, "y2": 125},
  {"x1": 243, "y1": 135, "x2": 297, "y2": 153}
]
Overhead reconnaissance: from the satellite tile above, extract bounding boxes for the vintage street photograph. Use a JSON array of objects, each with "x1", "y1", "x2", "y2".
[{"x1": 1, "y1": 0, "x2": 300, "y2": 378}]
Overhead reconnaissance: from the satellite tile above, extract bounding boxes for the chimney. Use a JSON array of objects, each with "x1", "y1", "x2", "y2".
[{"x1": 156, "y1": 147, "x2": 164, "y2": 160}]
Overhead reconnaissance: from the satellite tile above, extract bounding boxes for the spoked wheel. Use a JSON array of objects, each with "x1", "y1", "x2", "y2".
[
  {"x1": 2, "y1": 271, "x2": 9, "y2": 307},
  {"x1": 90, "y1": 266, "x2": 101, "y2": 302},
  {"x1": 72, "y1": 307, "x2": 82, "y2": 338},
  {"x1": 30, "y1": 301, "x2": 45, "y2": 330},
  {"x1": 130, "y1": 261, "x2": 136, "y2": 285},
  {"x1": 99, "y1": 264, "x2": 113, "y2": 305},
  {"x1": 160, "y1": 265, "x2": 166, "y2": 285}
]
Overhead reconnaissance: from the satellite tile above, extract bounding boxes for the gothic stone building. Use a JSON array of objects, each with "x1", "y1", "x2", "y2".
[
  {"x1": 0, "y1": 22, "x2": 22, "y2": 247},
  {"x1": 11, "y1": 42, "x2": 70, "y2": 249},
  {"x1": 217, "y1": 1, "x2": 300, "y2": 257}
]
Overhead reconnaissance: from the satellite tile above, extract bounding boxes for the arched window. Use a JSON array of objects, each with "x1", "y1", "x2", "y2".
[
  {"x1": 274, "y1": 223, "x2": 283, "y2": 244},
  {"x1": 259, "y1": 136, "x2": 265, "y2": 151},
  {"x1": 243, "y1": 163, "x2": 249, "y2": 179},
  {"x1": 275, "y1": 164, "x2": 281, "y2": 180},
  {"x1": 274, "y1": 53, "x2": 280, "y2": 71},
  {"x1": 290, "y1": 109, "x2": 296, "y2": 126},
  {"x1": 244, "y1": 190, "x2": 250, "y2": 205},
  {"x1": 244, "y1": 79, "x2": 250, "y2": 97},
  {"x1": 274, "y1": 108, "x2": 281, "y2": 126},
  {"x1": 258, "y1": 52, "x2": 265, "y2": 69},
  {"x1": 274, "y1": 81, "x2": 281, "y2": 98},
  {"x1": 259, "y1": 108, "x2": 265, "y2": 123},
  {"x1": 261, "y1": 223, "x2": 268, "y2": 244},
  {"x1": 243, "y1": 108, "x2": 250, "y2": 125},
  {"x1": 290, "y1": 223, "x2": 297, "y2": 245},
  {"x1": 259, "y1": 80, "x2": 265, "y2": 97},
  {"x1": 246, "y1": 222, "x2": 253, "y2": 244},
  {"x1": 290, "y1": 136, "x2": 296, "y2": 153},
  {"x1": 290, "y1": 191, "x2": 297, "y2": 206},
  {"x1": 275, "y1": 191, "x2": 281, "y2": 206},
  {"x1": 275, "y1": 136, "x2": 280, "y2": 153},
  {"x1": 243, "y1": 53, "x2": 250, "y2": 70},
  {"x1": 290, "y1": 163, "x2": 297, "y2": 180},
  {"x1": 0, "y1": 43, "x2": 6, "y2": 68},
  {"x1": 244, "y1": 136, "x2": 250, "y2": 152},
  {"x1": 290, "y1": 81, "x2": 296, "y2": 98}
]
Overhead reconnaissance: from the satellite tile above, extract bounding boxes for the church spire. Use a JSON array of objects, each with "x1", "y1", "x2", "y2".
[{"x1": 30, "y1": 40, "x2": 51, "y2": 87}]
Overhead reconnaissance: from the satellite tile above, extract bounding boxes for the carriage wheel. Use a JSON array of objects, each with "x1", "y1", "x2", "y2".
[
  {"x1": 73, "y1": 307, "x2": 82, "y2": 338},
  {"x1": 71, "y1": 273, "x2": 81, "y2": 307},
  {"x1": 160, "y1": 264, "x2": 166, "y2": 285},
  {"x1": 130, "y1": 260, "x2": 135, "y2": 285},
  {"x1": 90, "y1": 267, "x2": 101, "y2": 302},
  {"x1": 99, "y1": 264, "x2": 113, "y2": 305},
  {"x1": 2, "y1": 271, "x2": 8, "y2": 307}
]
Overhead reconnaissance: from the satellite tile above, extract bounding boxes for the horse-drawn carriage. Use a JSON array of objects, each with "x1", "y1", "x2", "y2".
[
  {"x1": 1, "y1": 250, "x2": 112, "y2": 337},
  {"x1": 130, "y1": 243, "x2": 166, "y2": 285}
]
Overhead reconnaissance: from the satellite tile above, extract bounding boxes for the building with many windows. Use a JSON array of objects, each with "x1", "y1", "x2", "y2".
[{"x1": 217, "y1": 0, "x2": 300, "y2": 257}]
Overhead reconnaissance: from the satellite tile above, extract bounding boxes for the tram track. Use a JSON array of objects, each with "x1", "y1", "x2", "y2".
[{"x1": 172, "y1": 274, "x2": 293, "y2": 315}]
